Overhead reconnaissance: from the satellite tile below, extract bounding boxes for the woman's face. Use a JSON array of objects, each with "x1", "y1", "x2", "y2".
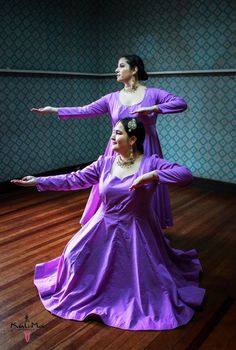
[
  {"x1": 115, "y1": 57, "x2": 136, "y2": 83},
  {"x1": 110, "y1": 122, "x2": 130, "y2": 153}
]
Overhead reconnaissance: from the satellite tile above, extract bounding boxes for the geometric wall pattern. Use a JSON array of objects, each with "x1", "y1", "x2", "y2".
[
  {"x1": 97, "y1": 0, "x2": 236, "y2": 72},
  {"x1": 155, "y1": 76, "x2": 236, "y2": 183},
  {"x1": 0, "y1": 0, "x2": 99, "y2": 72},
  {"x1": 0, "y1": 0, "x2": 235, "y2": 183},
  {"x1": 0, "y1": 76, "x2": 102, "y2": 181}
]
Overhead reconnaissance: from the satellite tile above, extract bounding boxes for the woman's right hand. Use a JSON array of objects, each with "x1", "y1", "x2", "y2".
[
  {"x1": 11, "y1": 176, "x2": 37, "y2": 187},
  {"x1": 130, "y1": 105, "x2": 159, "y2": 115},
  {"x1": 31, "y1": 106, "x2": 58, "y2": 114}
]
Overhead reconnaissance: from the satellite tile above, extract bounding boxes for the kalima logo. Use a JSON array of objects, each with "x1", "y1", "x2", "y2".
[{"x1": 10, "y1": 315, "x2": 45, "y2": 343}]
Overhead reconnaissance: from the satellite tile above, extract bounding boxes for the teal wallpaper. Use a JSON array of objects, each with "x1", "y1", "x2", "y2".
[
  {"x1": 1, "y1": 0, "x2": 99, "y2": 72},
  {"x1": 154, "y1": 75, "x2": 236, "y2": 183},
  {"x1": 97, "y1": 0, "x2": 236, "y2": 72},
  {"x1": 0, "y1": 0, "x2": 102, "y2": 182},
  {"x1": 0, "y1": 0, "x2": 235, "y2": 183},
  {"x1": 1, "y1": 76, "x2": 102, "y2": 180}
]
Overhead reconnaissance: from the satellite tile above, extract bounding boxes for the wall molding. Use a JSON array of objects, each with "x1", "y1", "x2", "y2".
[{"x1": 0, "y1": 68, "x2": 235, "y2": 78}]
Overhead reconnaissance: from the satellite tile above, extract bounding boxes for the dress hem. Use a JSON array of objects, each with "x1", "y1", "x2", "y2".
[{"x1": 43, "y1": 307, "x2": 196, "y2": 331}]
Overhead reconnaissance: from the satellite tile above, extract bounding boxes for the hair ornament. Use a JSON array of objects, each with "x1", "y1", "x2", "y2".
[{"x1": 128, "y1": 118, "x2": 137, "y2": 132}]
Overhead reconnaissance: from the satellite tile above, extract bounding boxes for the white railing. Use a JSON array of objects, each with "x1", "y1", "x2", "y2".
[{"x1": 0, "y1": 68, "x2": 235, "y2": 77}]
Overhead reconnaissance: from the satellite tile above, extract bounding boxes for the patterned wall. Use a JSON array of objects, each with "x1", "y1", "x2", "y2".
[
  {"x1": 97, "y1": 0, "x2": 236, "y2": 72},
  {"x1": 1, "y1": 0, "x2": 235, "y2": 183},
  {"x1": 0, "y1": 0, "x2": 102, "y2": 182},
  {"x1": 1, "y1": 76, "x2": 103, "y2": 181},
  {"x1": 153, "y1": 75, "x2": 236, "y2": 183},
  {"x1": 1, "y1": 0, "x2": 99, "y2": 72}
]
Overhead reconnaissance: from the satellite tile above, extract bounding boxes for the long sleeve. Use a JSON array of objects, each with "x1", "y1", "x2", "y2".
[
  {"x1": 151, "y1": 155, "x2": 193, "y2": 186},
  {"x1": 154, "y1": 88, "x2": 187, "y2": 114},
  {"x1": 36, "y1": 156, "x2": 104, "y2": 192},
  {"x1": 57, "y1": 95, "x2": 109, "y2": 120}
]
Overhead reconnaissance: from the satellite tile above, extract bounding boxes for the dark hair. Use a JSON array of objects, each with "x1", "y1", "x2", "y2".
[
  {"x1": 120, "y1": 54, "x2": 148, "y2": 81},
  {"x1": 118, "y1": 117, "x2": 145, "y2": 153}
]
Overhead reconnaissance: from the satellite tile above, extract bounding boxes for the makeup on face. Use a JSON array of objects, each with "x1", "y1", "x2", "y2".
[
  {"x1": 111, "y1": 123, "x2": 130, "y2": 151},
  {"x1": 115, "y1": 58, "x2": 134, "y2": 82}
]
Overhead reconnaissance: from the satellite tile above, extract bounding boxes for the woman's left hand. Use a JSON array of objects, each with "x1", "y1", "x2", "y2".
[
  {"x1": 130, "y1": 105, "x2": 159, "y2": 115},
  {"x1": 11, "y1": 176, "x2": 37, "y2": 187},
  {"x1": 129, "y1": 171, "x2": 159, "y2": 190}
]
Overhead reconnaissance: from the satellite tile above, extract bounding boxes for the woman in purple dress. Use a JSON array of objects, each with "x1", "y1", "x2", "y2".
[
  {"x1": 12, "y1": 118, "x2": 204, "y2": 331},
  {"x1": 31, "y1": 55, "x2": 187, "y2": 228}
]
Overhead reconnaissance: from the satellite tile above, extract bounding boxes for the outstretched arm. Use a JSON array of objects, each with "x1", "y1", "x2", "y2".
[
  {"x1": 31, "y1": 95, "x2": 109, "y2": 120},
  {"x1": 11, "y1": 176, "x2": 37, "y2": 187},
  {"x1": 11, "y1": 156, "x2": 104, "y2": 192},
  {"x1": 31, "y1": 106, "x2": 58, "y2": 114}
]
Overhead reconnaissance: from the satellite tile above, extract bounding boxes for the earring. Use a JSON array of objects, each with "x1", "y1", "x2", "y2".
[
  {"x1": 131, "y1": 76, "x2": 136, "y2": 90},
  {"x1": 130, "y1": 145, "x2": 134, "y2": 164}
]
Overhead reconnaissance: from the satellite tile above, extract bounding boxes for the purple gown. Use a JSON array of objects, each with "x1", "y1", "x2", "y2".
[
  {"x1": 35, "y1": 155, "x2": 205, "y2": 331},
  {"x1": 57, "y1": 87, "x2": 187, "y2": 228}
]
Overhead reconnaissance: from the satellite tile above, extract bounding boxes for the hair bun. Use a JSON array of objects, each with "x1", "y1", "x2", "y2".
[{"x1": 139, "y1": 69, "x2": 148, "y2": 81}]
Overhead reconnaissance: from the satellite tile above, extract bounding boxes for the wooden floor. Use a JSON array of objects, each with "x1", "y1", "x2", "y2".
[{"x1": 0, "y1": 181, "x2": 236, "y2": 350}]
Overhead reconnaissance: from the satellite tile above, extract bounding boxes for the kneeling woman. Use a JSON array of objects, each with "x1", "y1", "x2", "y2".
[{"x1": 12, "y1": 118, "x2": 205, "y2": 331}]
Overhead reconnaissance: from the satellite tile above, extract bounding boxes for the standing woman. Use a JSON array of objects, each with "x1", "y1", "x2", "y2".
[{"x1": 31, "y1": 55, "x2": 187, "y2": 228}]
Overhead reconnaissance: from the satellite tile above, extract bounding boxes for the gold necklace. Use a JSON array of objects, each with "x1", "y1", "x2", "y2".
[
  {"x1": 117, "y1": 155, "x2": 135, "y2": 168},
  {"x1": 122, "y1": 84, "x2": 139, "y2": 93}
]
